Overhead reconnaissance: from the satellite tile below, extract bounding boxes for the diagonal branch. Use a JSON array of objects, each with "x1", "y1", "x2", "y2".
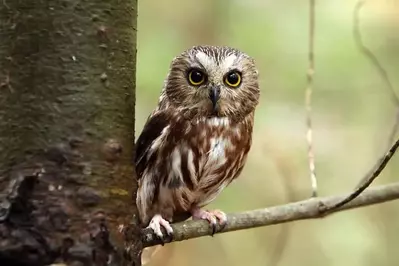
[
  {"x1": 142, "y1": 181, "x2": 399, "y2": 247},
  {"x1": 319, "y1": 0, "x2": 399, "y2": 213},
  {"x1": 322, "y1": 138, "x2": 399, "y2": 213}
]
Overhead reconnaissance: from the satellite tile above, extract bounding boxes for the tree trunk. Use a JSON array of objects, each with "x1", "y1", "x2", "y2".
[{"x1": 0, "y1": 0, "x2": 139, "y2": 265}]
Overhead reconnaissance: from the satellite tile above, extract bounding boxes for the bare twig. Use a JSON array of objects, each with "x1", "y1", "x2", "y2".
[
  {"x1": 142, "y1": 182, "x2": 399, "y2": 247},
  {"x1": 352, "y1": 0, "x2": 399, "y2": 149},
  {"x1": 320, "y1": 0, "x2": 399, "y2": 213},
  {"x1": 305, "y1": 0, "x2": 318, "y2": 197}
]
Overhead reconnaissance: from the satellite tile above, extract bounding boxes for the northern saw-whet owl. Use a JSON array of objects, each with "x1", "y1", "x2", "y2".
[{"x1": 135, "y1": 45, "x2": 260, "y2": 239}]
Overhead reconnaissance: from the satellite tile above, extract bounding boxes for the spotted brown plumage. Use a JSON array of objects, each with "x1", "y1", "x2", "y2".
[{"x1": 134, "y1": 45, "x2": 260, "y2": 239}]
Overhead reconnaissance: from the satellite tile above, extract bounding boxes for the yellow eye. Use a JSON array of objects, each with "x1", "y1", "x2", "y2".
[
  {"x1": 224, "y1": 71, "x2": 242, "y2": 88},
  {"x1": 188, "y1": 69, "x2": 206, "y2": 86}
]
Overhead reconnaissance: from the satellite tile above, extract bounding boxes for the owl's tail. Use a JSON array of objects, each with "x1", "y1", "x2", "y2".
[{"x1": 141, "y1": 245, "x2": 162, "y2": 265}]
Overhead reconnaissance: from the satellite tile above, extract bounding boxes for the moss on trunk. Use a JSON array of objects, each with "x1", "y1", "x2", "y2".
[{"x1": 0, "y1": 0, "x2": 139, "y2": 265}]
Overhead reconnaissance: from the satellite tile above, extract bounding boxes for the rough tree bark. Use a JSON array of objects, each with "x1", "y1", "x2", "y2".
[{"x1": 0, "y1": 0, "x2": 139, "y2": 265}]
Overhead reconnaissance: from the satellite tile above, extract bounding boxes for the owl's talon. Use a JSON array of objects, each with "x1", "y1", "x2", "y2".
[
  {"x1": 147, "y1": 214, "x2": 173, "y2": 242},
  {"x1": 191, "y1": 208, "x2": 227, "y2": 235},
  {"x1": 212, "y1": 209, "x2": 227, "y2": 225},
  {"x1": 211, "y1": 224, "x2": 217, "y2": 236}
]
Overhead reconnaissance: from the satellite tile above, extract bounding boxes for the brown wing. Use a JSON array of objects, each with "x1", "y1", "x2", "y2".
[
  {"x1": 134, "y1": 111, "x2": 170, "y2": 179},
  {"x1": 135, "y1": 110, "x2": 190, "y2": 223}
]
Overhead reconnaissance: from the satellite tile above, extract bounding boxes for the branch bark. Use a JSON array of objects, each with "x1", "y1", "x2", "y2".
[{"x1": 142, "y1": 182, "x2": 399, "y2": 247}]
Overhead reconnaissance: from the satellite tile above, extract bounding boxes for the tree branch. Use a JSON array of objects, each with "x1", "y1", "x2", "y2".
[{"x1": 142, "y1": 182, "x2": 399, "y2": 247}]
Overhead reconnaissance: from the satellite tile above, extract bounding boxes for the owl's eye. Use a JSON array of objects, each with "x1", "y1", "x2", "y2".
[
  {"x1": 224, "y1": 71, "x2": 242, "y2": 88},
  {"x1": 188, "y1": 69, "x2": 206, "y2": 86}
]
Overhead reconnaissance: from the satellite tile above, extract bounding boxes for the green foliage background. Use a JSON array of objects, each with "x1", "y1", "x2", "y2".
[{"x1": 135, "y1": 0, "x2": 399, "y2": 265}]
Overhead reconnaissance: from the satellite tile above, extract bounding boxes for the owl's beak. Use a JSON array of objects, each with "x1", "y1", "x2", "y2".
[{"x1": 209, "y1": 86, "x2": 220, "y2": 111}]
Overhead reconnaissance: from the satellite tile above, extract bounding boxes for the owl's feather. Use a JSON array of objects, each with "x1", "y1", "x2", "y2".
[{"x1": 135, "y1": 111, "x2": 253, "y2": 224}]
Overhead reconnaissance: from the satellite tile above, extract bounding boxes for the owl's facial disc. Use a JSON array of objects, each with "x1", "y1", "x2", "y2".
[
  {"x1": 164, "y1": 46, "x2": 259, "y2": 121},
  {"x1": 209, "y1": 85, "x2": 220, "y2": 112}
]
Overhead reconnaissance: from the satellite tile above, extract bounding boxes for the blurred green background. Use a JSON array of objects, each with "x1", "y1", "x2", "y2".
[{"x1": 135, "y1": 0, "x2": 399, "y2": 265}]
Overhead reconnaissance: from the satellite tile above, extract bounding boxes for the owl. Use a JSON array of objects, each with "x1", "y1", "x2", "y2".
[{"x1": 135, "y1": 45, "x2": 260, "y2": 239}]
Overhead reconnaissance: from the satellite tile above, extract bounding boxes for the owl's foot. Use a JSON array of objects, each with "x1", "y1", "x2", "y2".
[
  {"x1": 147, "y1": 214, "x2": 173, "y2": 242},
  {"x1": 191, "y1": 208, "x2": 227, "y2": 236}
]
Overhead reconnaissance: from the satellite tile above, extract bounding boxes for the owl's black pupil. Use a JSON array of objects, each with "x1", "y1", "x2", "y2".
[
  {"x1": 227, "y1": 73, "x2": 239, "y2": 84},
  {"x1": 191, "y1": 71, "x2": 203, "y2": 83}
]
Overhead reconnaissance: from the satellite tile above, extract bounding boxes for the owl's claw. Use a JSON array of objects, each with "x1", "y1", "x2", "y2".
[
  {"x1": 147, "y1": 214, "x2": 173, "y2": 243},
  {"x1": 191, "y1": 208, "x2": 227, "y2": 236}
]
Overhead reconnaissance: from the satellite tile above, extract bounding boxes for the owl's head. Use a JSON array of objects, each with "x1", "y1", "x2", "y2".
[{"x1": 162, "y1": 45, "x2": 260, "y2": 122}]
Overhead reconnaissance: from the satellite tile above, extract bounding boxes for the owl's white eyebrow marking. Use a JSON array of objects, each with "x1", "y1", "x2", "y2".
[
  {"x1": 220, "y1": 54, "x2": 237, "y2": 71},
  {"x1": 195, "y1": 51, "x2": 215, "y2": 70}
]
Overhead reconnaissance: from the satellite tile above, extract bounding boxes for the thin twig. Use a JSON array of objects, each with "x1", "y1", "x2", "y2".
[
  {"x1": 320, "y1": 0, "x2": 399, "y2": 213},
  {"x1": 305, "y1": 0, "x2": 318, "y2": 197},
  {"x1": 142, "y1": 182, "x2": 399, "y2": 247},
  {"x1": 352, "y1": 0, "x2": 399, "y2": 150}
]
